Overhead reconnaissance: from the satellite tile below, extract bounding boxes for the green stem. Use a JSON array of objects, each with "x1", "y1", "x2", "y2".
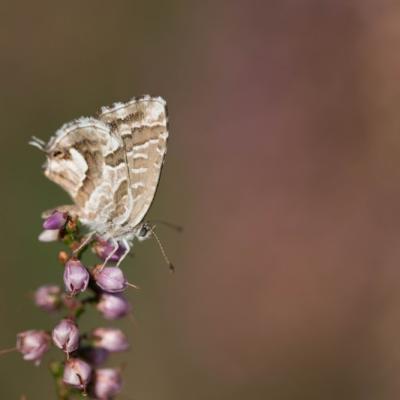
[{"x1": 50, "y1": 361, "x2": 70, "y2": 400}]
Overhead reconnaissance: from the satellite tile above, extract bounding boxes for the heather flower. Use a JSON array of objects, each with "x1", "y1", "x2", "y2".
[
  {"x1": 92, "y1": 368, "x2": 122, "y2": 400},
  {"x1": 16, "y1": 330, "x2": 50, "y2": 365},
  {"x1": 38, "y1": 229, "x2": 59, "y2": 242},
  {"x1": 52, "y1": 319, "x2": 80, "y2": 355},
  {"x1": 22, "y1": 207, "x2": 139, "y2": 397},
  {"x1": 64, "y1": 259, "x2": 89, "y2": 294},
  {"x1": 63, "y1": 358, "x2": 92, "y2": 390},
  {"x1": 93, "y1": 239, "x2": 127, "y2": 263},
  {"x1": 43, "y1": 211, "x2": 67, "y2": 230},
  {"x1": 92, "y1": 328, "x2": 129, "y2": 352},
  {"x1": 93, "y1": 266, "x2": 128, "y2": 293},
  {"x1": 34, "y1": 284, "x2": 61, "y2": 312},
  {"x1": 97, "y1": 293, "x2": 131, "y2": 320}
]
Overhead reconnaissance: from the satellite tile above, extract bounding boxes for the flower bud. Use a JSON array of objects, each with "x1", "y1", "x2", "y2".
[
  {"x1": 64, "y1": 259, "x2": 89, "y2": 294},
  {"x1": 93, "y1": 266, "x2": 127, "y2": 293},
  {"x1": 34, "y1": 284, "x2": 61, "y2": 312},
  {"x1": 58, "y1": 251, "x2": 69, "y2": 265},
  {"x1": 92, "y1": 328, "x2": 129, "y2": 352},
  {"x1": 43, "y1": 211, "x2": 67, "y2": 230},
  {"x1": 93, "y1": 239, "x2": 127, "y2": 263},
  {"x1": 52, "y1": 319, "x2": 80, "y2": 355},
  {"x1": 97, "y1": 293, "x2": 131, "y2": 320},
  {"x1": 38, "y1": 229, "x2": 59, "y2": 242},
  {"x1": 66, "y1": 217, "x2": 78, "y2": 233},
  {"x1": 63, "y1": 358, "x2": 92, "y2": 390},
  {"x1": 16, "y1": 330, "x2": 50, "y2": 365},
  {"x1": 92, "y1": 368, "x2": 122, "y2": 400}
]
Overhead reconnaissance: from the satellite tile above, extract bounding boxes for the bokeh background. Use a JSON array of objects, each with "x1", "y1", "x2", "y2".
[{"x1": 1, "y1": 0, "x2": 400, "y2": 399}]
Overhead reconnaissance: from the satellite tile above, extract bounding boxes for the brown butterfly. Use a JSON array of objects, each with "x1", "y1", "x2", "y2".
[{"x1": 30, "y1": 96, "x2": 170, "y2": 267}]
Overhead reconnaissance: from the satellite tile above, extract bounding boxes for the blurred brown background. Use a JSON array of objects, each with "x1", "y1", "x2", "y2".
[{"x1": 1, "y1": 0, "x2": 400, "y2": 399}]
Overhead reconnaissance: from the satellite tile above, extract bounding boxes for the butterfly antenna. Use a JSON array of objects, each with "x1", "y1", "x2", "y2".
[
  {"x1": 28, "y1": 136, "x2": 46, "y2": 151},
  {"x1": 32, "y1": 136, "x2": 46, "y2": 145},
  {"x1": 148, "y1": 225, "x2": 175, "y2": 273},
  {"x1": 148, "y1": 219, "x2": 183, "y2": 233}
]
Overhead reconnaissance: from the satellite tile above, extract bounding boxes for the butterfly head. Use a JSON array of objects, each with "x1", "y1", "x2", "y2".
[
  {"x1": 31, "y1": 117, "x2": 110, "y2": 203},
  {"x1": 40, "y1": 133, "x2": 90, "y2": 198}
]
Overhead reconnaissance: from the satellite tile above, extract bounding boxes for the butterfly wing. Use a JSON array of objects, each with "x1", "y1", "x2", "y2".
[
  {"x1": 98, "y1": 96, "x2": 169, "y2": 230},
  {"x1": 45, "y1": 118, "x2": 133, "y2": 232},
  {"x1": 45, "y1": 118, "x2": 114, "y2": 209}
]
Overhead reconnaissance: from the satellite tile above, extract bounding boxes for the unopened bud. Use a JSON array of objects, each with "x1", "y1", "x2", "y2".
[
  {"x1": 16, "y1": 330, "x2": 50, "y2": 365},
  {"x1": 93, "y1": 239, "x2": 127, "y2": 263},
  {"x1": 97, "y1": 293, "x2": 131, "y2": 320},
  {"x1": 38, "y1": 229, "x2": 59, "y2": 242},
  {"x1": 92, "y1": 368, "x2": 122, "y2": 399},
  {"x1": 63, "y1": 358, "x2": 92, "y2": 390},
  {"x1": 64, "y1": 259, "x2": 89, "y2": 294},
  {"x1": 34, "y1": 285, "x2": 61, "y2": 312},
  {"x1": 58, "y1": 251, "x2": 69, "y2": 265},
  {"x1": 66, "y1": 217, "x2": 78, "y2": 232},
  {"x1": 43, "y1": 211, "x2": 68, "y2": 230},
  {"x1": 92, "y1": 328, "x2": 129, "y2": 352},
  {"x1": 93, "y1": 266, "x2": 127, "y2": 293},
  {"x1": 52, "y1": 319, "x2": 80, "y2": 355}
]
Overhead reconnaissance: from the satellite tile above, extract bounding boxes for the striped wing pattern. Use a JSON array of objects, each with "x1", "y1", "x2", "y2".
[{"x1": 98, "y1": 96, "x2": 168, "y2": 233}]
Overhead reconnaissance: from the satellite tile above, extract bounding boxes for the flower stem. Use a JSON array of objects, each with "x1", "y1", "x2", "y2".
[{"x1": 0, "y1": 347, "x2": 17, "y2": 356}]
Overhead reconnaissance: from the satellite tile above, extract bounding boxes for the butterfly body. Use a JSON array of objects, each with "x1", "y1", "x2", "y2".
[{"x1": 40, "y1": 96, "x2": 168, "y2": 248}]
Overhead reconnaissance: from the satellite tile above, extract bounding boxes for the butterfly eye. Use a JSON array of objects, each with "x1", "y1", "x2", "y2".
[
  {"x1": 52, "y1": 150, "x2": 64, "y2": 159},
  {"x1": 138, "y1": 224, "x2": 151, "y2": 238}
]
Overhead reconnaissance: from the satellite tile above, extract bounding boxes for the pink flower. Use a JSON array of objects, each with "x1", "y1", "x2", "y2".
[
  {"x1": 38, "y1": 229, "x2": 59, "y2": 242},
  {"x1": 43, "y1": 211, "x2": 67, "y2": 230},
  {"x1": 63, "y1": 358, "x2": 92, "y2": 390},
  {"x1": 92, "y1": 328, "x2": 129, "y2": 352},
  {"x1": 93, "y1": 267, "x2": 127, "y2": 293},
  {"x1": 52, "y1": 319, "x2": 80, "y2": 355},
  {"x1": 97, "y1": 293, "x2": 131, "y2": 320},
  {"x1": 92, "y1": 368, "x2": 122, "y2": 399},
  {"x1": 16, "y1": 330, "x2": 50, "y2": 365},
  {"x1": 64, "y1": 259, "x2": 89, "y2": 294},
  {"x1": 93, "y1": 239, "x2": 127, "y2": 263},
  {"x1": 34, "y1": 284, "x2": 61, "y2": 312}
]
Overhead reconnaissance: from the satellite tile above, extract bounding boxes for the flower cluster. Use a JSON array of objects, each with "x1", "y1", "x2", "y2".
[{"x1": 15, "y1": 211, "x2": 133, "y2": 399}]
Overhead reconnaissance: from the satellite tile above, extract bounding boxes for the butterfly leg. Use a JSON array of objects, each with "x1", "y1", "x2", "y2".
[
  {"x1": 73, "y1": 231, "x2": 96, "y2": 256},
  {"x1": 100, "y1": 238, "x2": 120, "y2": 270},
  {"x1": 116, "y1": 239, "x2": 131, "y2": 267}
]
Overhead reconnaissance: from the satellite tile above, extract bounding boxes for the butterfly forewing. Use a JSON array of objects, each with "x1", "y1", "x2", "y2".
[{"x1": 98, "y1": 96, "x2": 169, "y2": 231}]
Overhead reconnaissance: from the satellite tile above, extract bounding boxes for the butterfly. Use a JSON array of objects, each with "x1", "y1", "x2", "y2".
[{"x1": 30, "y1": 96, "x2": 169, "y2": 267}]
